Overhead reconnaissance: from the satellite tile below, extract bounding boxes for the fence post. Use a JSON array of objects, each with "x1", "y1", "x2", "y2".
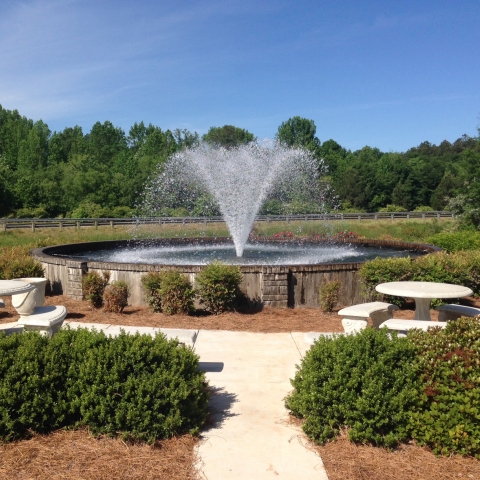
[
  {"x1": 110, "y1": 220, "x2": 114, "y2": 229},
  {"x1": 59, "y1": 221, "x2": 63, "y2": 231},
  {"x1": 422, "y1": 213, "x2": 425, "y2": 220},
  {"x1": 374, "y1": 214, "x2": 378, "y2": 221},
  {"x1": 31, "y1": 222, "x2": 35, "y2": 232},
  {"x1": 391, "y1": 214, "x2": 394, "y2": 221},
  {"x1": 76, "y1": 221, "x2": 80, "y2": 230},
  {"x1": 94, "y1": 220, "x2": 98, "y2": 229},
  {"x1": 407, "y1": 213, "x2": 410, "y2": 220},
  {"x1": 437, "y1": 213, "x2": 440, "y2": 219}
]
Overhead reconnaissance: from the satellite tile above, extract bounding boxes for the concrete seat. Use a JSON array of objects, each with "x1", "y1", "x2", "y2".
[
  {"x1": 434, "y1": 304, "x2": 480, "y2": 322},
  {"x1": 338, "y1": 301, "x2": 399, "y2": 333},
  {"x1": 379, "y1": 319, "x2": 447, "y2": 334},
  {"x1": 17, "y1": 305, "x2": 67, "y2": 337}
]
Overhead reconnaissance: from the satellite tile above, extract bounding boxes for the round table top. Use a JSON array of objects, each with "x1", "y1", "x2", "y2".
[
  {"x1": 375, "y1": 281, "x2": 473, "y2": 299},
  {"x1": 0, "y1": 280, "x2": 34, "y2": 296}
]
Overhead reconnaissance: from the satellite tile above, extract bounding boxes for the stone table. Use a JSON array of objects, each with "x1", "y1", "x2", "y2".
[{"x1": 375, "y1": 281, "x2": 473, "y2": 321}]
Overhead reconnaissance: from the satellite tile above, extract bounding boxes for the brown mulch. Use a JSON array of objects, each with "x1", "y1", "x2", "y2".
[
  {"x1": 0, "y1": 430, "x2": 199, "y2": 480},
  {"x1": 1, "y1": 295, "x2": 480, "y2": 479},
  {"x1": 314, "y1": 429, "x2": 480, "y2": 480},
  {"x1": 0, "y1": 295, "x2": 434, "y2": 332}
]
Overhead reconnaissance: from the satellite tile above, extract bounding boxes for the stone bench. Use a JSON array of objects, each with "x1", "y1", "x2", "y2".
[
  {"x1": 338, "y1": 301, "x2": 399, "y2": 333},
  {"x1": 17, "y1": 306, "x2": 67, "y2": 338},
  {"x1": 379, "y1": 319, "x2": 447, "y2": 335},
  {"x1": 434, "y1": 304, "x2": 480, "y2": 322}
]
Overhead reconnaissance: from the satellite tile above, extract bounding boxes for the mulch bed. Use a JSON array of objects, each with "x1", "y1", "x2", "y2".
[
  {"x1": 1, "y1": 295, "x2": 479, "y2": 479},
  {"x1": 315, "y1": 429, "x2": 480, "y2": 480},
  {"x1": 0, "y1": 430, "x2": 198, "y2": 480},
  {"x1": 0, "y1": 295, "x2": 437, "y2": 333}
]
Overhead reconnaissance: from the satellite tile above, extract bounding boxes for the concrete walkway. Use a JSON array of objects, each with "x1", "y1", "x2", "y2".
[
  {"x1": 0, "y1": 320, "x2": 329, "y2": 479},
  {"x1": 195, "y1": 330, "x2": 328, "y2": 479}
]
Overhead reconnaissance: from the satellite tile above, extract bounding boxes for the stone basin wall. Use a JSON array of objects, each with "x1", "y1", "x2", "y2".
[{"x1": 32, "y1": 238, "x2": 439, "y2": 309}]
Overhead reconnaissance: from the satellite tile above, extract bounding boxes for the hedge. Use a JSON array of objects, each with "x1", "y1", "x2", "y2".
[
  {"x1": 0, "y1": 328, "x2": 209, "y2": 443},
  {"x1": 358, "y1": 251, "x2": 480, "y2": 306},
  {"x1": 286, "y1": 318, "x2": 480, "y2": 458}
]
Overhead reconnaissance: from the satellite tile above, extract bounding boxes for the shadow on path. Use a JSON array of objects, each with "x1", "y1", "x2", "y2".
[{"x1": 203, "y1": 386, "x2": 238, "y2": 432}]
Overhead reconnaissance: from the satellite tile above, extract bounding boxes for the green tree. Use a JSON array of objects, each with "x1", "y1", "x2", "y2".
[
  {"x1": 202, "y1": 125, "x2": 255, "y2": 148},
  {"x1": 48, "y1": 126, "x2": 86, "y2": 164},
  {"x1": 276, "y1": 116, "x2": 320, "y2": 152}
]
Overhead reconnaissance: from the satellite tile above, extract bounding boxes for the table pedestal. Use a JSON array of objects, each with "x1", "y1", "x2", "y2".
[{"x1": 414, "y1": 298, "x2": 432, "y2": 321}]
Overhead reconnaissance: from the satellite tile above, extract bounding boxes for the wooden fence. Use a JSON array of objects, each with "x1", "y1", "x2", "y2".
[{"x1": 0, "y1": 211, "x2": 455, "y2": 232}]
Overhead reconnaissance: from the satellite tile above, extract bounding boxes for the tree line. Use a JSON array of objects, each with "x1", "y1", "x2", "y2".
[{"x1": 1, "y1": 105, "x2": 479, "y2": 225}]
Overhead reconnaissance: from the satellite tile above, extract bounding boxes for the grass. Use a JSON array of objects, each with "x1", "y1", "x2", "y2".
[{"x1": 0, "y1": 217, "x2": 455, "y2": 249}]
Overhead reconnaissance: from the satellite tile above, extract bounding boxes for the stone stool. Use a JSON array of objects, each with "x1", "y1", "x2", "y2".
[
  {"x1": 338, "y1": 301, "x2": 399, "y2": 334},
  {"x1": 379, "y1": 319, "x2": 447, "y2": 334},
  {"x1": 17, "y1": 306, "x2": 67, "y2": 338}
]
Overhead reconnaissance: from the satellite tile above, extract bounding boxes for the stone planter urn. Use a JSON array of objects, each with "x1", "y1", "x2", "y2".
[{"x1": 12, "y1": 277, "x2": 47, "y2": 316}]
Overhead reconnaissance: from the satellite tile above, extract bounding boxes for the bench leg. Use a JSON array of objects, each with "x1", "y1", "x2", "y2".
[
  {"x1": 341, "y1": 317, "x2": 368, "y2": 334},
  {"x1": 370, "y1": 311, "x2": 393, "y2": 329}
]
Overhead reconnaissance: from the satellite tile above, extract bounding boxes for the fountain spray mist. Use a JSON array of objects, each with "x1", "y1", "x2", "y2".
[{"x1": 139, "y1": 141, "x2": 331, "y2": 256}]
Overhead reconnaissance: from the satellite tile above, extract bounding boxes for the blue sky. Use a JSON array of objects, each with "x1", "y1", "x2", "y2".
[{"x1": 1, "y1": 0, "x2": 479, "y2": 152}]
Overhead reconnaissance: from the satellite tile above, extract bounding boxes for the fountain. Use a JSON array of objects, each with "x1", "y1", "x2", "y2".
[
  {"x1": 139, "y1": 141, "x2": 328, "y2": 257},
  {"x1": 34, "y1": 140, "x2": 436, "y2": 307}
]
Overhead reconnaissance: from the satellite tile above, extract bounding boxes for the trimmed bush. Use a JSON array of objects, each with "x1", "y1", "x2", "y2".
[
  {"x1": 359, "y1": 251, "x2": 480, "y2": 305},
  {"x1": 0, "y1": 246, "x2": 44, "y2": 280},
  {"x1": 286, "y1": 328, "x2": 420, "y2": 448},
  {"x1": 103, "y1": 280, "x2": 130, "y2": 313},
  {"x1": 0, "y1": 328, "x2": 209, "y2": 443},
  {"x1": 158, "y1": 270, "x2": 194, "y2": 315},
  {"x1": 82, "y1": 271, "x2": 110, "y2": 308},
  {"x1": 318, "y1": 279, "x2": 341, "y2": 312},
  {"x1": 407, "y1": 318, "x2": 480, "y2": 458},
  {"x1": 286, "y1": 319, "x2": 480, "y2": 458},
  {"x1": 196, "y1": 261, "x2": 242, "y2": 314},
  {"x1": 141, "y1": 272, "x2": 163, "y2": 312},
  {"x1": 427, "y1": 231, "x2": 480, "y2": 252}
]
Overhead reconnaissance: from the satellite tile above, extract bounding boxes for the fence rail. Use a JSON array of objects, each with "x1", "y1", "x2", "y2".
[{"x1": 0, "y1": 211, "x2": 455, "y2": 232}]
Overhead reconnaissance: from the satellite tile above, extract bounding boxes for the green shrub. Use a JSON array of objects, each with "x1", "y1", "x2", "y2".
[
  {"x1": 359, "y1": 251, "x2": 480, "y2": 305},
  {"x1": 103, "y1": 280, "x2": 130, "y2": 313},
  {"x1": 0, "y1": 246, "x2": 44, "y2": 280},
  {"x1": 407, "y1": 318, "x2": 480, "y2": 458},
  {"x1": 378, "y1": 204, "x2": 408, "y2": 212},
  {"x1": 141, "y1": 272, "x2": 163, "y2": 312},
  {"x1": 158, "y1": 270, "x2": 194, "y2": 315},
  {"x1": 82, "y1": 271, "x2": 110, "y2": 308},
  {"x1": 318, "y1": 279, "x2": 341, "y2": 312},
  {"x1": 358, "y1": 256, "x2": 415, "y2": 306},
  {"x1": 427, "y1": 231, "x2": 480, "y2": 252},
  {"x1": 196, "y1": 261, "x2": 242, "y2": 314},
  {"x1": 413, "y1": 205, "x2": 433, "y2": 212},
  {"x1": 0, "y1": 332, "x2": 61, "y2": 440},
  {"x1": 0, "y1": 328, "x2": 209, "y2": 443},
  {"x1": 286, "y1": 328, "x2": 420, "y2": 448},
  {"x1": 14, "y1": 207, "x2": 49, "y2": 218}
]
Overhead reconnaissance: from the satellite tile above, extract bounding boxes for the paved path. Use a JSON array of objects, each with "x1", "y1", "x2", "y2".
[
  {"x1": 195, "y1": 330, "x2": 328, "y2": 479},
  {"x1": 0, "y1": 320, "x2": 329, "y2": 479}
]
